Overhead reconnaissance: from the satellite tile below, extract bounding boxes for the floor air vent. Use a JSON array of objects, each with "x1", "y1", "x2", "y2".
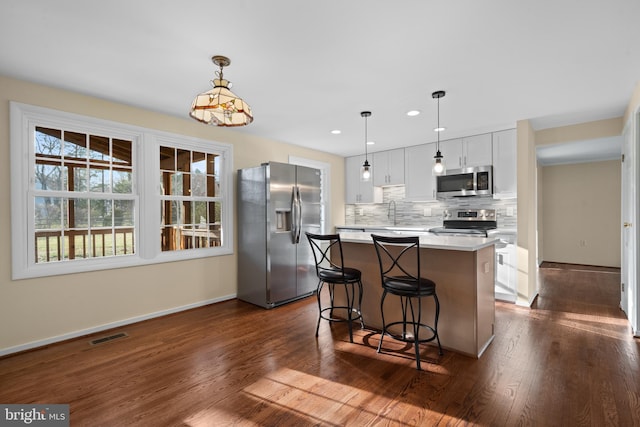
[{"x1": 90, "y1": 332, "x2": 128, "y2": 346}]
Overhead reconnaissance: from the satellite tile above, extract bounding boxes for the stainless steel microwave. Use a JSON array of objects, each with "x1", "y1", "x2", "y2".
[{"x1": 436, "y1": 165, "x2": 493, "y2": 198}]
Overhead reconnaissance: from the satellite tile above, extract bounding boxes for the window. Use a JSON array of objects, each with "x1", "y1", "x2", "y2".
[
  {"x1": 33, "y1": 127, "x2": 135, "y2": 263},
  {"x1": 10, "y1": 102, "x2": 233, "y2": 279},
  {"x1": 159, "y1": 147, "x2": 222, "y2": 251}
]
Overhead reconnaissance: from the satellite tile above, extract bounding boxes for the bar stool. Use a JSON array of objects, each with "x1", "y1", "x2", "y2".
[
  {"x1": 305, "y1": 232, "x2": 364, "y2": 343},
  {"x1": 371, "y1": 234, "x2": 442, "y2": 370}
]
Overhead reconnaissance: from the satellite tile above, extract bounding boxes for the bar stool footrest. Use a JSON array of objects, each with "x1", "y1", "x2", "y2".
[
  {"x1": 381, "y1": 321, "x2": 439, "y2": 344},
  {"x1": 320, "y1": 306, "x2": 363, "y2": 323}
]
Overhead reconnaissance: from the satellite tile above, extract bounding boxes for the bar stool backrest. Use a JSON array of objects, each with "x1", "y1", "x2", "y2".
[
  {"x1": 371, "y1": 234, "x2": 422, "y2": 289},
  {"x1": 305, "y1": 232, "x2": 347, "y2": 280}
]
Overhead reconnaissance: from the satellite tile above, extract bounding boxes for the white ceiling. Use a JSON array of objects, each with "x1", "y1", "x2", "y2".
[{"x1": 1, "y1": 1, "x2": 639, "y2": 161}]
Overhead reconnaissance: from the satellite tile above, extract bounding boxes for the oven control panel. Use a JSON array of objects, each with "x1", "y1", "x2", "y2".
[{"x1": 443, "y1": 209, "x2": 496, "y2": 221}]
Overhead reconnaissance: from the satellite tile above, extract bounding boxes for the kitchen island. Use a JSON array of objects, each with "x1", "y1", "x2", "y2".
[{"x1": 335, "y1": 232, "x2": 498, "y2": 358}]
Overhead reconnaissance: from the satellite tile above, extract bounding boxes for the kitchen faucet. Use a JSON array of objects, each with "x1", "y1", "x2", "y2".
[{"x1": 388, "y1": 200, "x2": 397, "y2": 226}]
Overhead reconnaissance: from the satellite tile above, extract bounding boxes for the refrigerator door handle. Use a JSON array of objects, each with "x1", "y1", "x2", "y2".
[
  {"x1": 298, "y1": 186, "x2": 303, "y2": 242},
  {"x1": 294, "y1": 186, "x2": 302, "y2": 243},
  {"x1": 291, "y1": 186, "x2": 298, "y2": 243}
]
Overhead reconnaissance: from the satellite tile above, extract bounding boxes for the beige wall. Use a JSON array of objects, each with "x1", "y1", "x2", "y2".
[
  {"x1": 0, "y1": 75, "x2": 346, "y2": 353},
  {"x1": 541, "y1": 160, "x2": 621, "y2": 267},
  {"x1": 516, "y1": 120, "x2": 538, "y2": 306},
  {"x1": 536, "y1": 117, "x2": 623, "y2": 146}
]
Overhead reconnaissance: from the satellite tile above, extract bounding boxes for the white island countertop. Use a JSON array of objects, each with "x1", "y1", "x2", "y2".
[{"x1": 338, "y1": 231, "x2": 499, "y2": 252}]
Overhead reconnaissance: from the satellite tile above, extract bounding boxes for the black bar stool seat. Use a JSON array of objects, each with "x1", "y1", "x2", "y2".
[{"x1": 318, "y1": 267, "x2": 361, "y2": 282}]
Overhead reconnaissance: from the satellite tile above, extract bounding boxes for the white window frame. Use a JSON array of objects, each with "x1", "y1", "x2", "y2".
[{"x1": 10, "y1": 102, "x2": 234, "y2": 280}]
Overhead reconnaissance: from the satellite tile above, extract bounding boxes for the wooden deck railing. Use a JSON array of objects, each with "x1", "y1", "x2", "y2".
[{"x1": 35, "y1": 228, "x2": 134, "y2": 262}]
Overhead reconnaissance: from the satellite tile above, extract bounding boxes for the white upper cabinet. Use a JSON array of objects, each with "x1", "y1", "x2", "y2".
[
  {"x1": 492, "y1": 128, "x2": 517, "y2": 198},
  {"x1": 346, "y1": 130, "x2": 516, "y2": 203},
  {"x1": 404, "y1": 143, "x2": 437, "y2": 201},
  {"x1": 462, "y1": 133, "x2": 493, "y2": 167},
  {"x1": 439, "y1": 138, "x2": 463, "y2": 170},
  {"x1": 373, "y1": 148, "x2": 405, "y2": 186},
  {"x1": 345, "y1": 155, "x2": 383, "y2": 204},
  {"x1": 439, "y1": 134, "x2": 493, "y2": 170}
]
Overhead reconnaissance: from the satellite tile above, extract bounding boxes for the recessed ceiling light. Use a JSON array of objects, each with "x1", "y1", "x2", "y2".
[
  {"x1": 367, "y1": 141, "x2": 375, "y2": 145},
  {"x1": 434, "y1": 127, "x2": 446, "y2": 132},
  {"x1": 406, "y1": 110, "x2": 421, "y2": 117},
  {"x1": 330, "y1": 129, "x2": 341, "y2": 134}
]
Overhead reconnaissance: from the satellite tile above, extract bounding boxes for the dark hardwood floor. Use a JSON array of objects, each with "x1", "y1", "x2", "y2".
[{"x1": 1, "y1": 264, "x2": 639, "y2": 426}]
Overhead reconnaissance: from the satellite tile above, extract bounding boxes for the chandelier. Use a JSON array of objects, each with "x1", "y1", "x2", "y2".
[{"x1": 189, "y1": 55, "x2": 253, "y2": 127}]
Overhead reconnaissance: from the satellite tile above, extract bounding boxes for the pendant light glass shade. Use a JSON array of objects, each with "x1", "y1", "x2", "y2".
[
  {"x1": 360, "y1": 111, "x2": 372, "y2": 181},
  {"x1": 433, "y1": 152, "x2": 445, "y2": 175},
  {"x1": 432, "y1": 90, "x2": 446, "y2": 176},
  {"x1": 361, "y1": 159, "x2": 371, "y2": 181},
  {"x1": 190, "y1": 56, "x2": 253, "y2": 127}
]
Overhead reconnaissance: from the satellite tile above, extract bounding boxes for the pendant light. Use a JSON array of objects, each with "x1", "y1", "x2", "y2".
[
  {"x1": 190, "y1": 55, "x2": 253, "y2": 127},
  {"x1": 360, "y1": 111, "x2": 372, "y2": 181},
  {"x1": 432, "y1": 90, "x2": 446, "y2": 176}
]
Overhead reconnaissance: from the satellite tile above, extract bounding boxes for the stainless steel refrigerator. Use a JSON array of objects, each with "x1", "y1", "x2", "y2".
[{"x1": 237, "y1": 162, "x2": 321, "y2": 308}]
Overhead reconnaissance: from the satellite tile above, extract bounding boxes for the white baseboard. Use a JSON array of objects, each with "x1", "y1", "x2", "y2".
[{"x1": 0, "y1": 294, "x2": 236, "y2": 357}]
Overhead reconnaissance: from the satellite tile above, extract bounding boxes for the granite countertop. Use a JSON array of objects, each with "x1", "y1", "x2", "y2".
[
  {"x1": 336, "y1": 224, "x2": 517, "y2": 235},
  {"x1": 336, "y1": 225, "x2": 432, "y2": 232},
  {"x1": 338, "y1": 231, "x2": 499, "y2": 252}
]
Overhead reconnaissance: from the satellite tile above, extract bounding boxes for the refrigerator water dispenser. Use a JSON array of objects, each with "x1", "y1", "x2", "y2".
[{"x1": 275, "y1": 208, "x2": 292, "y2": 232}]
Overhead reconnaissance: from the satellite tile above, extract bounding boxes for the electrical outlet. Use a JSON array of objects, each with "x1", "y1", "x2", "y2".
[
  {"x1": 356, "y1": 208, "x2": 364, "y2": 216},
  {"x1": 423, "y1": 208, "x2": 432, "y2": 217},
  {"x1": 579, "y1": 239, "x2": 587, "y2": 247},
  {"x1": 506, "y1": 207, "x2": 514, "y2": 217}
]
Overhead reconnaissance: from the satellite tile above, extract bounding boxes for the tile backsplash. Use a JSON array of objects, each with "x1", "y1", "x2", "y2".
[{"x1": 344, "y1": 186, "x2": 517, "y2": 229}]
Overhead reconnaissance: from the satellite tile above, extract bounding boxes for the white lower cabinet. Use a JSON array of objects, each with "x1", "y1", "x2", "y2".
[{"x1": 495, "y1": 232, "x2": 517, "y2": 303}]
